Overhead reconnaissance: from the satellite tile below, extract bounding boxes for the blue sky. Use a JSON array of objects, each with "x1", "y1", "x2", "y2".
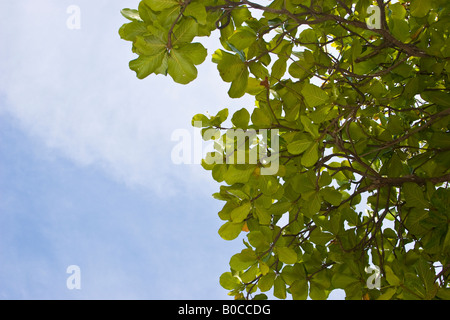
[
  {"x1": 0, "y1": 0, "x2": 253, "y2": 299},
  {"x1": 0, "y1": 0, "x2": 349, "y2": 300}
]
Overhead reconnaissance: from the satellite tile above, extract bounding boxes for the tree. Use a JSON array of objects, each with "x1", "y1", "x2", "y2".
[{"x1": 120, "y1": 0, "x2": 450, "y2": 300}]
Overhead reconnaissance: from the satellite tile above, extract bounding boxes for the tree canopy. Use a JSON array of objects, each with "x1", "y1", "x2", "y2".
[{"x1": 120, "y1": 0, "x2": 450, "y2": 300}]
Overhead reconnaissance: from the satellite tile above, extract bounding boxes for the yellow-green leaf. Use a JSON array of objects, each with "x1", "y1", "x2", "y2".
[
  {"x1": 287, "y1": 139, "x2": 311, "y2": 155},
  {"x1": 184, "y1": 1, "x2": 207, "y2": 25},
  {"x1": 129, "y1": 51, "x2": 166, "y2": 79},
  {"x1": 134, "y1": 35, "x2": 166, "y2": 56},
  {"x1": 144, "y1": 0, "x2": 179, "y2": 11},
  {"x1": 168, "y1": 48, "x2": 197, "y2": 84},
  {"x1": 403, "y1": 182, "x2": 428, "y2": 208},
  {"x1": 177, "y1": 42, "x2": 207, "y2": 65},
  {"x1": 301, "y1": 142, "x2": 319, "y2": 167},
  {"x1": 385, "y1": 266, "x2": 401, "y2": 286},
  {"x1": 410, "y1": 0, "x2": 432, "y2": 18},
  {"x1": 230, "y1": 201, "x2": 251, "y2": 223},
  {"x1": 277, "y1": 247, "x2": 298, "y2": 264},
  {"x1": 218, "y1": 221, "x2": 244, "y2": 240},
  {"x1": 173, "y1": 18, "x2": 198, "y2": 45},
  {"x1": 228, "y1": 67, "x2": 249, "y2": 98},
  {"x1": 301, "y1": 83, "x2": 329, "y2": 108}
]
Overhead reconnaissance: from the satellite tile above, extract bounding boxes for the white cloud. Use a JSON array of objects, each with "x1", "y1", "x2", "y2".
[
  {"x1": 0, "y1": 0, "x2": 254, "y2": 197},
  {"x1": 0, "y1": 0, "x2": 261, "y2": 300}
]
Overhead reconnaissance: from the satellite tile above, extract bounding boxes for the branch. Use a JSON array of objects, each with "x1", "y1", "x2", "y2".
[
  {"x1": 362, "y1": 107, "x2": 450, "y2": 157},
  {"x1": 374, "y1": 173, "x2": 450, "y2": 187},
  {"x1": 167, "y1": 0, "x2": 191, "y2": 50}
]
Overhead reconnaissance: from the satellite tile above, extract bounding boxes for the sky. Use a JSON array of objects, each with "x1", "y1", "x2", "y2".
[
  {"x1": 0, "y1": 0, "x2": 256, "y2": 299},
  {"x1": 0, "y1": 0, "x2": 347, "y2": 300}
]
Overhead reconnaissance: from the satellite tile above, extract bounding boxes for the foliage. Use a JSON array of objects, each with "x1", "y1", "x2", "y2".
[{"x1": 120, "y1": 0, "x2": 450, "y2": 300}]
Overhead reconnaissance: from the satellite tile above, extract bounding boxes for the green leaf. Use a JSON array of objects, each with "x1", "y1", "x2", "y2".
[
  {"x1": 293, "y1": 169, "x2": 316, "y2": 189},
  {"x1": 152, "y1": 5, "x2": 180, "y2": 28},
  {"x1": 301, "y1": 83, "x2": 329, "y2": 108},
  {"x1": 281, "y1": 264, "x2": 305, "y2": 285},
  {"x1": 303, "y1": 192, "x2": 321, "y2": 218},
  {"x1": 288, "y1": 60, "x2": 308, "y2": 79},
  {"x1": 231, "y1": 7, "x2": 252, "y2": 27},
  {"x1": 351, "y1": 39, "x2": 362, "y2": 64},
  {"x1": 230, "y1": 248, "x2": 257, "y2": 271},
  {"x1": 260, "y1": 175, "x2": 279, "y2": 195},
  {"x1": 299, "y1": 28, "x2": 317, "y2": 45},
  {"x1": 220, "y1": 272, "x2": 241, "y2": 290},
  {"x1": 228, "y1": 68, "x2": 249, "y2": 98},
  {"x1": 301, "y1": 142, "x2": 319, "y2": 167},
  {"x1": 218, "y1": 221, "x2": 244, "y2": 240},
  {"x1": 168, "y1": 48, "x2": 197, "y2": 84},
  {"x1": 276, "y1": 247, "x2": 298, "y2": 264},
  {"x1": 129, "y1": 51, "x2": 166, "y2": 79},
  {"x1": 258, "y1": 271, "x2": 276, "y2": 292},
  {"x1": 119, "y1": 22, "x2": 147, "y2": 41},
  {"x1": 231, "y1": 108, "x2": 250, "y2": 129},
  {"x1": 177, "y1": 43, "x2": 207, "y2": 65},
  {"x1": 228, "y1": 28, "x2": 256, "y2": 51},
  {"x1": 144, "y1": 0, "x2": 179, "y2": 11},
  {"x1": 300, "y1": 115, "x2": 319, "y2": 138},
  {"x1": 403, "y1": 182, "x2": 428, "y2": 209},
  {"x1": 213, "y1": 50, "x2": 245, "y2": 82},
  {"x1": 246, "y1": 78, "x2": 265, "y2": 95},
  {"x1": 385, "y1": 266, "x2": 401, "y2": 286},
  {"x1": 255, "y1": 205, "x2": 272, "y2": 225},
  {"x1": 436, "y1": 288, "x2": 450, "y2": 300},
  {"x1": 391, "y1": 19, "x2": 410, "y2": 42},
  {"x1": 310, "y1": 228, "x2": 333, "y2": 246},
  {"x1": 331, "y1": 273, "x2": 359, "y2": 289},
  {"x1": 309, "y1": 281, "x2": 328, "y2": 300},
  {"x1": 443, "y1": 228, "x2": 450, "y2": 252},
  {"x1": 134, "y1": 36, "x2": 166, "y2": 56},
  {"x1": 259, "y1": 261, "x2": 269, "y2": 276},
  {"x1": 212, "y1": 108, "x2": 229, "y2": 126},
  {"x1": 121, "y1": 8, "x2": 143, "y2": 22},
  {"x1": 226, "y1": 42, "x2": 246, "y2": 62},
  {"x1": 430, "y1": 132, "x2": 450, "y2": 149},
  {"x1": 249, "y1": 61, "x2": 269, "y2": 79},
  {"x1": 403, "y1": 77, "x2": 420, "y2": 99},
  {"x1": 377, "y1": 288, "x2": 396, "y2": 300},
  {"x1": 273, "y1": 276, "x2": 287, "y2": 299},
  {"x1": 248, "y1": 231, "x2": 269, "y2": 250},
  {"x1": 191, "y1": 113, "x2": 210, "y2": 127},
  {"x1": 269, "y1": 201, "x2": 292, "y2": 216},
  {"x1": 173, "y1": 18, "x2": 198, "y2": 45},
  {"x1": 287, "y1": 139, "x2": 311, "y2": 155},
  {"x1": 241, "y1": 264, "x2": 259, "y2": 283},
  {"x1": 212, "y1": 164, "x2": 227, "y2": 183},
  {"x1": 415, "y1": 259, "x2": 438, "y2": 299},
  {"x1": 138, "y1": 1, "x2": 157, "y2": 23},
  {"x1": 410, "y1": 0, "x2": 432, "y2": 18},
  {"x1": 320, "y1": 188, "x2": 342, "y2": 206},
  {"x1": 290, "y1": 279, "x2": 308, "y2": 300},
  {"x1": 389, "y1": 3, "x2": 406, "y2": 20},
  {"x1": 271, "y1": 58, "x2": 287, "y2": 80},
  {"x1": 230, "y1": 201, "x2": 252, "y2": 223},
  {"x1": 184, "y1": 1, "x2": 207, "y2": 25},
  {"x1": 251, "y1": 108, "x2": 271, "y2": 127},
  {"x1": 404, "y1": 207, "x2": 428, "y2": 236},
  {"x1": 421, "y1": 91, "x2": 450, "y2": 108},
  {"x1": 224, "y1": 165, "x2": 255, "y2": 185}
]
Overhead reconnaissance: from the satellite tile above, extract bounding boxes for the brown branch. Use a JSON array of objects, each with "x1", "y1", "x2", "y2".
[
  {"x1": 361, "y1": 107, "x2": 450, "y2": 157},
  {"x1": 374, "y1": 173, "x2": 450, "y2": 187},
  {"x1": 167, "y1": 0, "x2": 191, "y2": 50}
]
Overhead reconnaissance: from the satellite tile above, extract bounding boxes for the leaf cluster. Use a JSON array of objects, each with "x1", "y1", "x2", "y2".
[{"x1": 121, "y1": 0, "x2": 450, "y2": 300}]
